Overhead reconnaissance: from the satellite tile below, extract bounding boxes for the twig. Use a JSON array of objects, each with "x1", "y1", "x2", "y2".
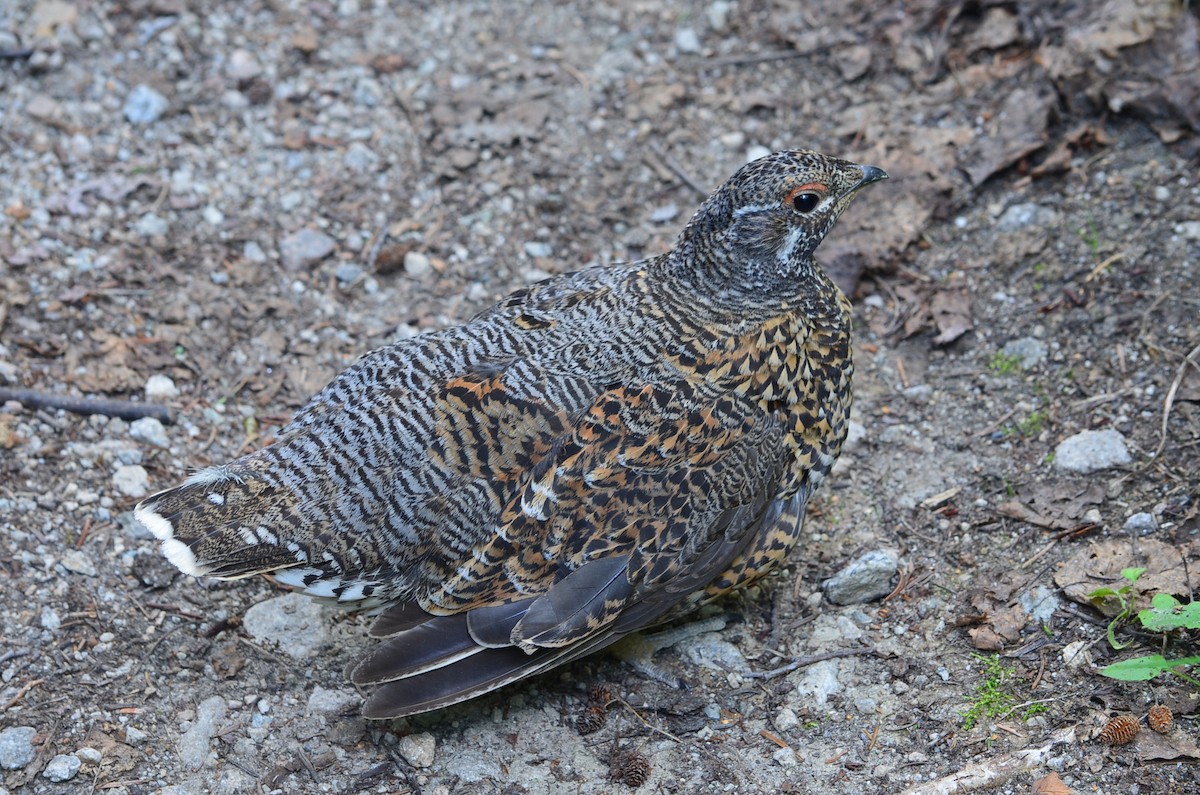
[
  {"x1": 899, "y1": 726, "x2": 1076, "y2": 795},
  {"x1": 744, "y1": 647, "x2": 877, "y2": 679},
  {"x1": 364, "y1": 217, "x2": 391, "y2": 272},
  {"x1": 2, "y1": 678, "x2": 45, "y2": 710},
  {"x1": 0, "y1": 387, "x2": 174, "y2": 424},
  {"x1": 1154, "y1": 340, "x2": 1200, "y2": 461},
  {"x1": 647, "y1": 142, "x2": 709, "y2": 199},
  {"x1": 974, "y1": 408, "x2": 1017, "y2": 437},
  {"x1": 144, "y1": 601, "x2": 204, "y2": 620}
]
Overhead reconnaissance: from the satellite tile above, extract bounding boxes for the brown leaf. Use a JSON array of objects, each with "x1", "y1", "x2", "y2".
[
  {"x1": 930, "y1": 286, "x2": 973, "y2": 346},
  {"x1": 965, "y1": 84, "x2": 1055, "y2": 186},
  {"x1": 1055, "y1": 538, "x2": 1198, "y2": 611},
  {"x1": 1031, "y1": 771, "x2": 1075, "y2": 795}
]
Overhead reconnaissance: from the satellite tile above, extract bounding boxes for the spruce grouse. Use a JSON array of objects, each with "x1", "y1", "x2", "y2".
[{"x1": 136, "y1": 150, "x2": 887, "y2": 718}]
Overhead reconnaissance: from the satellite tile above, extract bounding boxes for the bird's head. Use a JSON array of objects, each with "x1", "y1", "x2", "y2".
[{"x1": 675, "y1": 150, "x2": 887, "y2": 299}]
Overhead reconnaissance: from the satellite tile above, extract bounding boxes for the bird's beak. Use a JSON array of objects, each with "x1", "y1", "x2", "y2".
[{"x1": 853, "y1": 165, "x2": 888, "y2": 190}]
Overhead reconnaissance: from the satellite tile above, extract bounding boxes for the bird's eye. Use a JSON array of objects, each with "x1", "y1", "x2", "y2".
[{"x1": 791, "y1": 192, "x2": 822, "y2": 213}]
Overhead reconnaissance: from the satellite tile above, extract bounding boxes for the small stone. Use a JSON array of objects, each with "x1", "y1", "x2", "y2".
[
  {"x1": 243, "y1": 593, "x2": 328, "y2": 657},
  {"x1": 1175, "y1": 221, "x2": 1200, "y2": 240},
  {"x1": 306, "y1": 687, "x2": 359, "y2": 716},
  {"x1": 202, "y1": 206, "x2": 225, "y2": 225},
  {"x1": 123, "y1": 84, "x2": 169, "y2": 124},
  {"x1": 1152, "y1": 186, "x2": 1170, "y2": 202},
  {"x1": 771, "y1": 747, "x2": 798, "y2": 767},
  {"x1": 130, "y1": 417, "x2": 170, "y2": 449},
  {"x1": 243, "y1": 240, "x2": 268, "y2": 263},
  {"x1": 226, "y1": 49, "x2": 262, "y2": 81},
  {"x1": 60, "y1": 549, "x2": 97, "y2": 577},
  {"x1": 145, "y1": 374, "x2": 179, "y2": 400},
  {"x1": 1061, "y1": 640, "x2": 1093, "y2": 670},
  {"x1": 523, "y1": 241, "x2": 553, "y2": 259},
  {"x1": 178, "y1": 696, "x2": 226, "y2": 770},
  {"x1": 403, "y1": 251, "x2": 433, "y2": 277},
  {"x1": 76, "y1": 747, "x2": 102, "y2": 764},
  {"x1": 996, "y1": 202, "x2": 1058, "y2": 231},
  {"x1": 745, "y1": 145, "x2": 772, "y2": 163},
  {"x1": 823, "y1": 549, "x2": 899, "y2": 605},
  {"x1": 41, "y1": 606, "x2": 61, "y2": 631},
  {"x1": 1000, "y1": 336, "x2": 1047, "y2": 369},
  {"x1": 650, "y1": 203, "x2": 679, "y2": 222},
  {"x1": 335, "y1": 263, "x2": 364, "y2": 283},
  {"x1": 280, "y1": 228, "x2": 337, "y2": 270},
  {"x1": 113, "y1": 465, "x2": 150, "y2": 499},
  {"x1": 343, "y1": 141, "x2": 379, "y2": 173},
  {"x1": 774, "y1": 707, "x2": 799, "y2": 732},
  {"x1": 123, "y1": 726, "x2": 147, "y2": 746},
  {"x1": 1053, "y1": 429, "x2": 1131, "y2": 474},
  {"x1": 1122, "y1": 512, "x2": 1157, "y2": 534},
  {"x1": 134, "y1": 213, "x2": 169, "y2": 237},
  {"x1": 398, "y1": 732, "x2": 436, "y2": 768},
  {"x1": 43, "y1": 754, "x2": 82, "y2": 782},
  {"x1": 673, "y1": 28, "x2": 702, "y2": 54},
  {"x1": 677, "y1": 634, "x2": 748, "y2": 672},
  {"x1": 0, "y1": 726, "x2": 37, "y2": 770},
  {"x1": 707, "y1": 0, "x2": 732, "y2": 31}
]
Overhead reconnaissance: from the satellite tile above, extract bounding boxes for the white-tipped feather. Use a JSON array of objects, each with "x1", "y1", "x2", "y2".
[
  {"x1": 160, "y1": 537, "x2": 205, "y2": 576},
  {"x1": 134, "y1": 503, "x2": 176, "y2": 541}
]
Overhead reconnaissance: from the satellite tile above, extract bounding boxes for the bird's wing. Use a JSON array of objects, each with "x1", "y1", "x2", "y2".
[{"x1": 346, "y1": 380, "x2": 795, "y2": 717}]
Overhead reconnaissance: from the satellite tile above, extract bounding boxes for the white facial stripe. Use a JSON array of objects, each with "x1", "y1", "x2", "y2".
[{"x1": 732, "y1": 202, "x2": 777, "y2": 218}]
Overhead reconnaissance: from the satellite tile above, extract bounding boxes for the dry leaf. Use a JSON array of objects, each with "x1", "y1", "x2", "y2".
[{"x1": 1031, "y1": 771, "x2": 1075, "y2": 795}]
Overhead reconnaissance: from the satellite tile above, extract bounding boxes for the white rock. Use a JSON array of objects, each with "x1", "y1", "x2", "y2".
[
  {"x1": 823, "y1": 549, "x2": 899, "y2": 605},
  {"x1": 398, "y1": 732, "x2": 436, "y2": 768},
  {"x1": 144, "y1": 374, "x2": 179, "y2": 400},
  {"x1": 112, "y1": 465, "x2": 149, "y2": 499},
  {"x1": 124, "y1": 84, "x2": 169, "y2": 124},
  {"x1": 43, "y1": 754, "x2": 82, "y2": 782},
  {"x1": 130, "y1": 417, "x2": 170, "y2": 449},
  {"x1": 673, "y1": 28, "x2": 702, "y2": 54},
  {"x1": 403, "y1": 251, "x2": 433, "y2": 277},
  {"x1": 1053, "y1": 429, "x2": 1131, "y2": 473},
  {"x1": 1061, "y1": 640, "x2": 1093, "y2": 670},
  {"x1": 60, "y1": 549, "x2": 97, "y2": 577},
  {"x1": 76, "y1": 747, "x2": 102, "y2": 764},
  {"x1": 226, "y1": 49, "x2": 262, "y2": 81},
  {"x1": 306, "y1": 687, "x2": 359, "y2": 716},
  {"x1": 178, "y1": 696, "x2": 226, "y2": 770},
  {"x1": 243, "y1": 593, "x2": 328, "y2": 658},
  {"x1": 0, "y1": 726, "x2": 37, "y2": 770},
  {"x1": 774, "y1": 707, "x2": 799, "y2": 732},
  {"x1": 772, "y1": 747, "x2": 799, "y2": 767}
]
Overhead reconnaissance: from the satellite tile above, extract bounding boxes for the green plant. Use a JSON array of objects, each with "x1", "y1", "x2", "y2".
[
  {"x1": 1078, "y1": 219, "x2": 1101, "y2": 255},
  {"x1": 961, "y1": 654, "x2": 1019, "y2": 731},
  {"x1": 988, "y1": 352, "x2": 1022, "y2": 375},
  {"x1": 1087, "y1": 567, "x2": 1146, "y2": 650},
  {"x1": 1091, "y1": 570, "x2": 1200, "y2": 689},
  {"x1": 1012, "y1": 410, "x2": 1048, "y2": 437}
]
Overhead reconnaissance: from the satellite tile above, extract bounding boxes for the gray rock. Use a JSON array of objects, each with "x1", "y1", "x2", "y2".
[
  {"x1": 397, "y1": 732, "x2": 436, "y2": 768},
  {"x1": 673, "y1": 27, "x2": 702, "y2": 54},
  {"x1": 178, "y1": 696, "x2": 226, "y2": 769},
  {"x1": 1176, "y1": 221, "x2": 1200, "y2": 241},
  {"x1": 124, "y1": 726, "x2": 147, "y2": 746},
  {"x1": 225, "y1": 49, "x2": 262, "y2": 81},
  {"x1": 130, "y1": 417, "x2": 170, "y2": 449},
  {"x1": 43, "y1": 753, "x2": 82, "y2": 782},
  {"x1": 144, "y1": 374, "x2": 179, "y2": 400},
  {"x1": 306, "y1": 686, "x2": 359, "y2": 716},
  {"x1": 1053, "y1": 429, "x2": 1131, "y2": 473},
  {"x1": 243, "y1": 240, "x2": 268, "y2": 263},
  {"x1": 523, "y1": 241, "x2": 553, "y2": 259},
  {"x1": 1000, "y1": 336, "x2": 1047, "y2": 368},
  {"x1": 773, "y1": 706, "x2": 799, "y2": 732},
  {"x1": 996, "y1": 202, "x2": 1058, "y2": 230},
  {"x1": 0, "y1": 726, "x2": 37, "y2": 770},
  {"x1": 772, "y1": 747, "x2": 799, "y2": 767},
  {"x1": 823, "y1": 549, "x2": 899, "y2": 605},
  {"x1": 335, "y1": 263, "x2": 364, "y2": 283},
  {"x1": 113, "y1": 464, "x2": 149, "y2": 499},
  {"x1": 403, "y1": 251, "x2": 433, "y2": 277},
  {"x1": 124, "y1": 84, "x2": 169, "y2": 124},
  {"x1": 243, "y1": 593, "x2": 328, "y2": 657},
  {"x1": 650, "y1": 203, "x2": 679, "y2": 222},
  {"x1": 76, "y1": 746, "x2": 102, "y2": 764},
  {"x1": 280, "y1": 228, "x2": 336, "y2": 270},
  {"x1": 134, "y1": 213, "x2": 169, "y2": 237},
  {"x1": 677, "y1": 633, "x2": 748, "y2": 672},
  {"x1": 1122, "y1": 512, "x2": 1157, "y2": 534},
  {"x1": 343, "y1": 141, "x2": 378, "y2": 174},
  {"x1": 60, "y1": 549, "x2": 97, "y2": 577}
]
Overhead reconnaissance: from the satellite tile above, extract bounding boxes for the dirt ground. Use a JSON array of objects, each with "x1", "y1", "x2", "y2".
[{"x1": 2, "y1": 1, "x2": 1199, "y2": 793}]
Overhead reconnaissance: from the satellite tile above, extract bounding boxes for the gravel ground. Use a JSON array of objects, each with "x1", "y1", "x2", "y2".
[{"x1": 2, "y1": 1, "x2": 1199, "y2": 794}]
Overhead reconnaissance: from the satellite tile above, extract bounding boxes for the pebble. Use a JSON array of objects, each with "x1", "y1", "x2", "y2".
[
  {"x1": 1152, "y1": 186, "x2": 1170, "y2": 202},
  {"x1": 403, "y1": 251, "x2": 433, "y2": 277},
  {"x1": 130, "y1": 417, "x2": 170, "y2": 449},
  {"x1": 397, "y1": 732, "x2": 436, "y2": 768},
  {"x1": 772, "y1": 747, "x2": 799, "y2": 767},
  {"x1": 123, "y1": 84, "x2": 169, "y2": 124},
  {"x1": 226, "y1": 49, "x2": 262, "y2": 81},
  {"x1": 343, "y1": 141, "x2": 379, "y2": 173},
  {"x1": 60, "y1": 549, "x2": 97, "y2": 577},
  {"x1": 178, "y1": 696, "x2": 226, "y2": 770},
  {"x1": 280, "y1": 228, "x2": 337, "y2": 270},
  {"x1": 243, "y1": 593, "x2": 328, "y2": 657},
  {"x1": 745, "y1": 145, "x2": 772, "y2": 163},
  {"x1": 523, "y1": 241, "x2": 553, "y2": 259},
  {"x1": 707, "y1": 0, "x2": 732, "y2": 31},
  {"x1": 1175, "y1": 221, "x2": 1200, "y2": 240},
  {"x1": 243, "y1": 240, "x2": 268, "y2": 263},
  {"x1": 0, "y1": 726, "x2": 37, "y2": 770},
  {"x1": 650, "y1": 203, "x2": 679, "y2": 222},
  {"x1": 1053, "y1": 429, "x2": 1131, "y2": 474},
  {"x1": 673, "y1": 28, "x2": 702, "y2": 54},
  {"x1": 822, "y1": 549, "x2": 899, "y2": 605},
  {"x1": 996, "y1": 202, "x2": 1058, "y2": 230},
  {"x1": 76, "y1": 747, "x2": 102, "y2": 764},
  {"x1": 145, "y1": 374, "x2": 180, "y2": 400},
  {"x1": 1061, "y1": 640, "x2": 1093, "y2": 670},
  {"x1": 43, "y1": 754, "x2": 82, "y2": 782},
  {"x1": 306, "y1": 687, "x2": 359, "y2": 716},
  {"x1": 677, "y1": 634, "x2": 748, "y2": 672},
  {"x1": 335, "y1": 263, "x2": 364, "y2": 283},
  {"x1": 112, "y1": 464, "x2": 150, "y2": 499},
  {"x1": 774, "y1": 706, "x2": 799, "y2": 732},
  {"x1": 134, "y1": 213, "x2": 169, "y2": 237},
  {"x1": 1000, "y1": 336, "x2": 1047, "y2": 368},
  {"x1": 1122, "y1": 512, "x2": 1157, "y2": 534},
  {"x1": 124, "y1": 726, "x2": 147, "y2": 746},
  {"x1": 42, "y1": 606, "x2": 61, "y2": 631}
]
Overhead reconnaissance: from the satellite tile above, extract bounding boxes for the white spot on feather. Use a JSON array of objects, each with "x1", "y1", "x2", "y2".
[
  {"x1": 134, "y1": 503, "x2": 175, "y2": 541},
  {"x1": 160, "y1": 537, "x2": 204, "y2": 576}
]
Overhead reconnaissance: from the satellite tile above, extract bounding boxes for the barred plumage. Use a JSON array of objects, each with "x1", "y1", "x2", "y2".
[{"x1": 135, "y1": 150, "x2": 886, "y2": 718}]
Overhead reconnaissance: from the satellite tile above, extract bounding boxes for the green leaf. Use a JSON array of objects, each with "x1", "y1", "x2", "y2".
[
  {"x1": 1099, "y1": 654, "x2": 1200, "y2": 682},
  {"x1": 1087, "y1": 587, "x2": 1119, "y2": 601},
  {"x1": 1138, "y1": 595, "x2": 1200, "y2": 632},
  {"x1": 1120, "y1": 567, "x2": 1146, "y2": 584}
]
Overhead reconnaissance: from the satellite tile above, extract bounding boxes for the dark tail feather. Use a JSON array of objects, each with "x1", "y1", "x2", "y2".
[{"x1": 349, "y1": 615, "x2": 484, "y2": 684}]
